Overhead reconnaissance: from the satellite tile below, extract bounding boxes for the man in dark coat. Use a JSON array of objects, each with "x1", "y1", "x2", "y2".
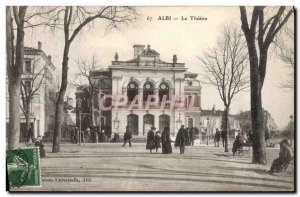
[
  {"x1": 175, "y1": 125, "x2": 187, "y2": 154},
  {"x1": 185, "y1": 127, "x2": 190, "y2": 146},
  {"x1": 189, "y1": 128, "x2": 196, "y2": 146},
  {"x1": 232, "y1": 133, "x2": 243, "y2": 155},
  {"x1": 26, "y1": 125, "x2": 34, "y2": 144},
  {"x1": 221, "y1": 129, "x2": 226, "y2": 147},
  {"x1": 146, "y1": 127, "x2": 156, "y2": 153},
  {"x1": 34, "y1": 138, "x2": 46, "y2": 158},
  {"x1": 122, "y1": 126, "x2": 132, "y2": 147},
  {"x1": 214, "y1": 128, "x2": 221, "y2": 147},
  {"x1": 161, "y1": 127, "x2": 172, "y2": 154},
  {"x1": 270, "y1": 138, "x2": 293, "y2": 173},
  {"x1": 154, "y1": 131, "x2": 161, "y2": 152}
]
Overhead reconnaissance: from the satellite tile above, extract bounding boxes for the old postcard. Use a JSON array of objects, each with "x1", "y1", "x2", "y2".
[{"x1": 5, "y1": 6, "x2": 295, "y2": 192}]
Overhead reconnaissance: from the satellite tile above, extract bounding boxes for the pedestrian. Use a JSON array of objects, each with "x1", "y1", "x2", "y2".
[
  {"x1": 74, "y1": 127, "x2": 78, "y2": 144},
  {"x1": 34, "y1": 137, "x2": 46, "y2": 158},
  {"x1": 185, "y1": 127, "x2": 190, "y2": 146},
  {"x1": 214, "y1": 128, "x2": 221, "y2": 147},
  {"x1": 246, "y1": 130, "x2": 253, "y2": 145},
  {"x1": 175, "y1": 125, "x2": 187, "y2": 154},
  {"x1": 161, "y1": 127, "x2": 172, "y2": 154},
  {"x1": 270, "y1": 138, "x2": 293, "y2": 173},
  {"x1": 154, "y1": 131, "x2": 161, "y2": 152},
  {"x1": 122, "y1": 126, "x2": 132, "y2": 147},
  {"x1": 146, "y1": 127, "x2": 156, "y2": 153},
  {"x1": 189, "y1": 127, "x2": 195, "y2": 146},
  {"x1": 111, "y1": 133, "x2": 120, "y2": 143},
  {"x1": 85, "y1": 127, "x2": 91, "y2": 143},
  {"x1": 232, "y1": 133, "x2": 243, "y2": 155},
  {"x1": 26, "y1": 124, "x2": 34, "y2": 144},
  {"x1": 265, "y1": 129, "x2": 270, "y2": 147},
  {"x1": 221, "y1": 129, "x2": 226, "y2": 147}
]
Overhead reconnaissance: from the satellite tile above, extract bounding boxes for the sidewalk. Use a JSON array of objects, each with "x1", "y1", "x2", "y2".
[{"x1": 15, "y1": 142, "x2": 294, "y2": 192}]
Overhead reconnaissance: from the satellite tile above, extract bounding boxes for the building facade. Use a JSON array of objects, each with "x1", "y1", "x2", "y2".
[
  {"x1": 88, "y1": 44, "x2": 202, "y2": 137},
  {"x1": 6, "y1": 42, "x2": 57, "y2": 141}
]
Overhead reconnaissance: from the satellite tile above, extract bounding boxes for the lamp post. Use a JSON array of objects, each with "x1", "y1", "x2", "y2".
[
  {"x1": 77, "y1": 98, "x2": 82, "y2": 146},
  {"x1": 206, "y1": 117, "x2": 210, "y2": 145},
  {"x1": 199, "y1": 122, "x2": 202, "y2": 144}
]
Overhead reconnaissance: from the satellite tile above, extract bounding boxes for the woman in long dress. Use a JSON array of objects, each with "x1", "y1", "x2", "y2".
[
  {"x1": 146, "y1": 127, "x2": 156, "y2": 153},
  {"x1": 161, "y1": 127, "x2": 172, "y2": 154},
  {"x1": 154, "y1": 131, "x2": 161, "y2": 152}
]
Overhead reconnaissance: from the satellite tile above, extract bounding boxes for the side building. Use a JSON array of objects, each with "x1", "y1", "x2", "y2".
[{"x1": 6, "y1": 42, "x2": 57, "y2": 142}]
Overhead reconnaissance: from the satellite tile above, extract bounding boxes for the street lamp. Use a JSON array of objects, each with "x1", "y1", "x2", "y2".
[
  {"x1": 77, "y1": 98, "x2": 82, "y2": 146},
  {"x1": 199, "y1": 122, "x2": 202, "y2": 144},
  {"x1": 206, "y1": 117, "x2": 210, "y2": 145}
]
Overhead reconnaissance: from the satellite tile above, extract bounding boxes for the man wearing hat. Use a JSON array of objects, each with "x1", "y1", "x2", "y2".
[
  {"x1": 175, "y1": 125, "x2": 187, "y2": 154},
  {"x1": 146, "y1": 126, "x2": 156, "y2": 153}
]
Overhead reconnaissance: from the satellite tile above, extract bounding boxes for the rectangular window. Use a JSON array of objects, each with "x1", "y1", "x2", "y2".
[
  {"x1": 25, "y1": 81, "x2": 32, "y2": 92},
  {"x1": 25, "y1": 60, "x2": 31, "y2": 73}
]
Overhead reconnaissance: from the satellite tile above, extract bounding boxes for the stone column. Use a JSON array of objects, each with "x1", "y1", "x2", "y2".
[
  {"x1": 155, "y1": 113, "x2": 160, "y2": 132},
  {"x1": 138, "y1": 113, "x2": 143, "y2": 136},
  {"x1": 170, "y1": 112, "x2": 175, "y2": 137}
]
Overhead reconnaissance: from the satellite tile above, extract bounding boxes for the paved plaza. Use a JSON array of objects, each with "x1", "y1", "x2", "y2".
[{"x1": 16, "y1": 142, "x2": 294, "y2": 192}]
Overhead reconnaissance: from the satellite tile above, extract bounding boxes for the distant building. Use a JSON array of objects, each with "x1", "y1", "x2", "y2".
[
  {"x1": 236, "y1": 109, "x2": 278, "y2": 135},
  {"x1": 200, "y1": 105, "x2": 240, "y2": 138},
  {"x1": 6, "y1": 41, "x2": 57, "y2": 142}
]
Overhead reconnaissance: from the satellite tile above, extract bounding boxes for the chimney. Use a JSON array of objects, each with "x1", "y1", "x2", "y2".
[
  {"x1": 114, "y1": 52, "x2": 119, "y2": 61},
  {"x1": 48, "y1": 55, "x2": 51, "y2": 62},
  {"x1": 38, "y1": 41, "x2": 42, "y2": 50},
  {"x1": 133, "y1": 45, "x2": 145, "y2": 58},
  {"x1": 173, "y1": 55, "x2": 177, "y2": 64}
]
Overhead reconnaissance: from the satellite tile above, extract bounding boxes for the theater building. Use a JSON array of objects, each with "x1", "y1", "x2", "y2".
[{"x1": 89, "y1": 44, "x2": 202, "y2": 137}]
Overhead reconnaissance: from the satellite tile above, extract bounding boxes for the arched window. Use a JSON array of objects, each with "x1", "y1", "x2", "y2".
[
  {"x1": 143, "y1": 82, "x2": 154, "y2": 102},
  {"x1": 158, "y1": 83, "x2": 169, "y2": 102},
  {"x1": 127, "y1": 82, "x2": 138, "y2": 102}
]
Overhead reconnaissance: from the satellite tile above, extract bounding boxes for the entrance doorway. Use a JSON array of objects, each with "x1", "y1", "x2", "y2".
[
  {"x1": 143, "y1": 114, "x2": 154, "y2": 135},
  {"x1": 188, "y1": 117, "x2": 194, "y2": 128},
  {"x1": 127, "y1": 114, "x2": 139, "y2": 135},
  {"x1": 159, "y1": 114, "x2": 170, "y2": 132}
]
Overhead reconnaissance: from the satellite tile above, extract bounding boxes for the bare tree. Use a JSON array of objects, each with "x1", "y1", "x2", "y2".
[
  {"x1": 276, "y1": 29, "x2": 294, "y2": 90},
  {"x1": 71, "y1": 55, "x2": 99, "y2": 128},
  {"x1": 240, "y1": 6, "x2": 294, "y2": 164},
  {"x1": 6, "y1": 6, "x2": 28, "y2": 149},
  {"x1": 46, "y1": 6, "x2": 138, "y2": 153},
  {"x1": 20, "y1": 56, "x2": 46, "y2": 142},
  {"x1": 7, "y1": 6, "x2": 59, "y2": 149},
  {"x1": 198, "y1": 26, "x2": 249, "y2": 152}
]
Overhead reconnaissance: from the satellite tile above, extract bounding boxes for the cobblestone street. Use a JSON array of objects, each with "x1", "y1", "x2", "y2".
[{"x1": 16, "y1": 142, "x2": 294, "y2": 192}]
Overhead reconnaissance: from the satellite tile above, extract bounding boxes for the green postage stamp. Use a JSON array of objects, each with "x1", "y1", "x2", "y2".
[{"x1": 6, "y1": 147, "x2": 41, "y2": 188}]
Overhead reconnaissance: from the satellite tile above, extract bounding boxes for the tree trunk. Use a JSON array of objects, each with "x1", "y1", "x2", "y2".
[
  {"x1": 90, "y1": 91, "x2": 95, "y2": 127},
  {"x1": 7, "y1": 7, "x2": 26, "y2": 149},
  {"x1": 52, "y1": 42, "x2": 70, "y2": 153},
  {"x1": 223, "y1": 106, "x2": 229, "y2": 152},
  {"x1": 250, "y1": 75, "x2": 266, "y2": 164},
  {"x1": 8, "y1": 82, "x2": 21, "y2": 148}
]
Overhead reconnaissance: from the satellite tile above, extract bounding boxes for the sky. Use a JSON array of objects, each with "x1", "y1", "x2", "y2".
[{"x1": 23, "y1": 6, "x2": 294, "y2": 129}]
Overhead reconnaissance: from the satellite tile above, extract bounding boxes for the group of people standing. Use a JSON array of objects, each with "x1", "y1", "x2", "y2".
[
  {"x1": 146, "y1": 126, "x2": 173, "y2": 154},
  {"x1": 214, "y1": 128, "x2": 226, "y2": 147},
  {"x1": 145, "y1": 125, "x2": 195, "y2": 155}
]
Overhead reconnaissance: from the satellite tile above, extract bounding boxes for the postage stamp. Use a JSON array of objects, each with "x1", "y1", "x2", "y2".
[{"x1": 6, "y1": 147, "x2": 41, "y2": 189}]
